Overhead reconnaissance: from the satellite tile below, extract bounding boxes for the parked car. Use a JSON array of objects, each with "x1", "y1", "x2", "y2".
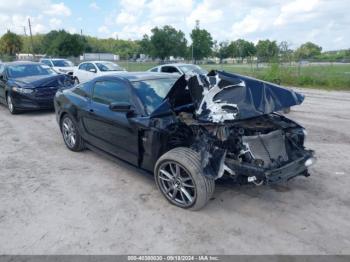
[
  {"x1": 0, "y1": 61, "x2": 74, "y2": 114},
  {"x1": 39, "y1": 58, "x2": 75, "y2": 75},
  {"x1": 54, "y1": 71, "x2": 315, "y2": 210},
  {"x1": 148, "y1": 63, "x2": 208, "y2": 75},
  {"x1": 73, "y1": 61, "x2": 125, "y2": 84}
]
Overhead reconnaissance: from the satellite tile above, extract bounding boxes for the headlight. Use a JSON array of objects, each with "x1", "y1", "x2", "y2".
[{"x1": 12, "y1": 87, "x2": 33, "y2": 94}]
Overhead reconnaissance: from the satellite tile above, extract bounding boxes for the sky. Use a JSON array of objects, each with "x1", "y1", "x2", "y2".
[{"x1": 0, "y1": 0, "x2": 349, "y2": 51}]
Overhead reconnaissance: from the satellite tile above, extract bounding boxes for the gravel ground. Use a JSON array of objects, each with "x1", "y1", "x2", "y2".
[{"x1": 0, "y1": 88, "x2": 350, "y2": 255}]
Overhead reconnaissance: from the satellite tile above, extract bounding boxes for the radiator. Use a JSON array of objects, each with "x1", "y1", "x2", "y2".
[{"x1": 242, "y1": 130, "x2": 288, "y2": 168}]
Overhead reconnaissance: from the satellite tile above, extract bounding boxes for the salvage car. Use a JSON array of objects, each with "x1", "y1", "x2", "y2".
[
  {"x1": 39, "y1": 58, "x2": 75, "y2": 75},
  {"x1": 0, "y1": 61, "x2": 74, "y2": 114},
  {"x1": 148, "y1": 63, "x2": 207, "y2": 75},
  {"x1": 54, "y1": 71, "x2": 315, "y2": 210},
  {"x1": 73, "y1": 61, "x2": 125, "y2": 84}
]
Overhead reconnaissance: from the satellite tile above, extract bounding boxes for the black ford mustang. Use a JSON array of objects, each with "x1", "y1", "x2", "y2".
[
  {"x1": 54, "y1": 71, "x2": 315, "y2": 210},
  {"x1": 0, "y1": 61, "x2": 74, "y2": 114}
]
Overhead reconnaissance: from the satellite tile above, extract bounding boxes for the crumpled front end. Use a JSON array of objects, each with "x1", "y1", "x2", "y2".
[{"x1": 151, "y1": 70, "x2": 315, "y2": 184}]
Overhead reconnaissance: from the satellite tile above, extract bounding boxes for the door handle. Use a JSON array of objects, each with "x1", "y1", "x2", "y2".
[{"x1": 89, "y1": 109, "x2": 94, "y2": 113}]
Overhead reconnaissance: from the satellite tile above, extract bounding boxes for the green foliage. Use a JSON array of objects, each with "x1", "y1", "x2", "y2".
[
  {"x1": 198, "y1": 63, "x2": 350, "y2": 90},
  {"x1": 21, "y1": 34, "x2": 45, "y2": 54},
  {"x1": 84, "y1": 36, "x2": 140, "y2": 59},
  {"x1": 42, "y1": 30, "x2": 86, "y2": 57},
  {"x1": 150, "y1": 25, "x2": 187, "y2": 60},
  {"x1": 256, "y1": 39, "x2": 279, "y2": 62},
  {"x1": 228, "y1": 39, "x2": 256, "y2": 60},
  {"x1": 278, "y1": 41, "x2": 293, "y2": 63},
  {"x1": 213, "y1": 41, "x2": 230, "y2": 62},
  {"x1": 0, "y1": 31, "x2": 23, "y2": 56},
  {"x1": 190, "y1": 27, "x2": 213, "y2": 61},
  {"x1": 295, "y1": 42, "x2": 322, "y2": 60},
  {"x1": 138, "y1": 34, "x2": 153, "y2": 55}
]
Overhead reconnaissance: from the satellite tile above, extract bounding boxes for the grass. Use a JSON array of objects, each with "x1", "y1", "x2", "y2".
[{"x1": 118, "y1": 61, "x2": 350, "y2": 90}]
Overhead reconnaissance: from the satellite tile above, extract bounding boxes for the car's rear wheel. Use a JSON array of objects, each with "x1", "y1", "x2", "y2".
[
  {"x1": 6, "y1": 94, "x2": 19, "y2": 114},
  {"x1": 61, "y1": 115, "x2": 84, "y2": 151},
  {"x1": 154, "y1": 147, "x2": 215, "y2": 211}
]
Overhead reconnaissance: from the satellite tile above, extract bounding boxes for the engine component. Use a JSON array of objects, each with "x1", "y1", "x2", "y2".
[{"x1": 242, "y1": 130, "x2": 288, "y2": 168}]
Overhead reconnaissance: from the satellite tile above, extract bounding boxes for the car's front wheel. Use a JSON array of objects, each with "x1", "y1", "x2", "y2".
[
  {"x1": 154, "y1": 147, "x2": 215, "y2": 211},
  {"x1": 61, "y1": 115, "x2": 84, "y2": 151},
  {"x1": 6, "y1": 94, "x2": 19, "y2": 114}
]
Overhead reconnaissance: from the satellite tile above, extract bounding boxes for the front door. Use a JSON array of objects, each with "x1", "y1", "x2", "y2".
[{"x1": 82, "y1": 79, "x2": 139, "y2": 165}]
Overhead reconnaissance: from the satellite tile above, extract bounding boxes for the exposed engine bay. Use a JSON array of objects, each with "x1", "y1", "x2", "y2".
[{"x1": 149, "y1": 71, "x2": 315, "y2": 184}]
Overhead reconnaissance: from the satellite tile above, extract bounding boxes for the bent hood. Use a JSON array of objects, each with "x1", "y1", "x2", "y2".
[
  {"x1": 10, "y1": 74, "x2": 73, "y2": 89},
  {"x1": 165, "y1": 70, "x2": 304, "y2": 122}
]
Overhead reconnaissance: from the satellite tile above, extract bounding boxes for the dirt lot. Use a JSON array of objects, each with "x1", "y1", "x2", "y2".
[{"x1": 0, "y1": 88, "x2": 350, "y2": 255}]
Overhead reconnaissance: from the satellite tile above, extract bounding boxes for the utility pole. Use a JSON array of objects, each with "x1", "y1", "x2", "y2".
[
  {"x1": 28, "y1": 18, "x2": 35, "y2": 58},
  {"x1": 23, "y1": 26, "x2": 27, "y2": 36},
  {"x1": 192, "y1": 20, "x2": 200, "y2": 64}
]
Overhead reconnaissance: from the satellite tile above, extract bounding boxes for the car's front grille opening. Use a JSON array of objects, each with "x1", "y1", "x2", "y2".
[{"x1": 242, "y1": 130, "x2": 289, "y2": 168}]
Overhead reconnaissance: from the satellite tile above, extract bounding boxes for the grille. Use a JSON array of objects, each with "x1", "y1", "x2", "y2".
[
  {"x1": 34, "y1": 87, "x2": 58, "y2": 98},
  {"x1": 242, "y1": 130, "x2": 288, "y2": 168}
]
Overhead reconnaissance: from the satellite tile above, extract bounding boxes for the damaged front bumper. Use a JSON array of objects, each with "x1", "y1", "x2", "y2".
[{"x1": 225, "y1": 150, "x2": 316, "y2": 185}]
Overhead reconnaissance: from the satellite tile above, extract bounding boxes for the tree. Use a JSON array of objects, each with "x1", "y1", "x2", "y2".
[
  {"x1": 21, "y1": 34, "x2": 45, "y2": 54},
  {"x1": 42, "y1": 30, "x2": 86, "y2": 57},
  {"x1": 213, "y1": 41, "x2": 230, "y2": 62},
  {"x1": 228, "y1": 39, "x2": 256, "y2": 61},
  {"x1": 256, "y1": 39, "x2": 279, "y2": 62},
  {"x1": 278, "y1": 41, "x2": 293, "y2": 63},
  {"x1": 149, "y1": 25, "x2": 187, "y2": 60},
  {"x1": 138, "y1": 34, "x2": 153, "y2": 55},
  {"x1": 190, "y1": 22, "x2": 213, "y2": 62},
  {"x1": 0, "y1": 30, "x2": 23, "y2": 56},
  {"x1": 294, "y1": 42, "x2": 322, "y2": 60}
]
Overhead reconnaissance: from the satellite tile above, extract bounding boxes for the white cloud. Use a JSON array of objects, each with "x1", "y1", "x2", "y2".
[
  {"x1": 45, "y1": 2, "x2": 71, "y2": 16},
  {"x1": 186, "y1": 0, "x2": 222, "y2": 28},
  {"x1": 89, "y1": 2, "x2": 100, "y2": 10},
  {"x1": 49, "y1": 18, "x2": 62, "y2": 28},
  {"x1": 231, "y1": 8, "x2": 275, "y2": 38},
  {"x1": 98, "y1": 25, "x2": 110, "y2": 34},
  {"x1": 116, "y1": 11, "x2": 137, "y2": 25},
  {"x1": 274, "y1": 0, "x2": 320, "y2": 26}
]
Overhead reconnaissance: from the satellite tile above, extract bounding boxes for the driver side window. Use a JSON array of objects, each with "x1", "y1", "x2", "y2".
[{"x1": 92, "y1": 81, "x2": 130, "y2": 105}]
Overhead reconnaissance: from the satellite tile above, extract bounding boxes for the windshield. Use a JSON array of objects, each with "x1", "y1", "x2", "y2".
[
  {"x1": 96, "y1": 62, "x2": 123, "y2": 72},
  {"x1": 179, "y1": 65, "x2": 207, "y2": 74},
  {"x1": 52, "y1": 59, "x2": 73, "y2": 67},
  {"x1": 7, "y1": 64, "x2": 56, "y2": 78},
  {"x1": 132, "y1": 78, "x2": 177, "y2": 114}
]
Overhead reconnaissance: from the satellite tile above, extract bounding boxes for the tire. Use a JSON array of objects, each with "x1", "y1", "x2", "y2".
[
  {"x1": 6, "y1": 93, "x2": 19, "y2": 114},
  {"x1": 154, "y1": 147, "x2": 215, "y2": 211},
  {"x1": 60, "y1": 114, "x2": 84, "y2": 152}
]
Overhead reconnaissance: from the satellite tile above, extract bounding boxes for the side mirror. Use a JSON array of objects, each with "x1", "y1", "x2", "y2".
[
  {"x1": 89, "y1": 68, "x2": 97, "y2": 73},
  {"x1": 109, "y1": 102, "x2": 134, "y2": 114}
]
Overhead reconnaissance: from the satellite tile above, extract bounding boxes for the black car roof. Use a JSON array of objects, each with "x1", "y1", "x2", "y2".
[{"x1": 96, "y1": 72, "x2": 179, "y2": 82}]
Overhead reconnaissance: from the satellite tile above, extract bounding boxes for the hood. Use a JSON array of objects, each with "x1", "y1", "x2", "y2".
[
  {"x1": 163, "y1": 70, "x2": 304, "y2": 123},
  {"x1": 10, "y1": 74, "x2": 72, "y2": 89}
]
